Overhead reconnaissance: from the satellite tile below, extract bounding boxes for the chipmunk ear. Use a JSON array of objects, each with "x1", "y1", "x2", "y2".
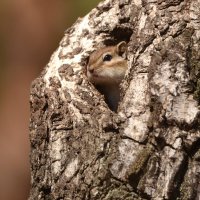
[{"x1": 116, "y1": 41, "x2": 127, "y2": 57}]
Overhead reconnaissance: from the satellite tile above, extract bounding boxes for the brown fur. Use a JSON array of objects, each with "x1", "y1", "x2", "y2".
[{"x1": 87, "y1": 42, "x2": 127, "y2": 111}]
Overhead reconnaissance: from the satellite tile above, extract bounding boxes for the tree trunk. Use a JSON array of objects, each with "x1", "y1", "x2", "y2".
[{"x1": 29, "y1": 0, "x2": 200, "y2": 199}]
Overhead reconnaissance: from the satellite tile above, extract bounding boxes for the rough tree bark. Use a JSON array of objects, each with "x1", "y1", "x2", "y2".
[{"x1": 29, "y1": 0, "x2": 200, "y2": 199}]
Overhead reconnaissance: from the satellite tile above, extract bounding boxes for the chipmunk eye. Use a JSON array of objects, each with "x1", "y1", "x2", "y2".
[{"x1": 103, "y1": 54, "x2": 112, "y2": 62}]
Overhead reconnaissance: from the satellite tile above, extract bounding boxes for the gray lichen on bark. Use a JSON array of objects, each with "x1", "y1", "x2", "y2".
[{"x1": 29, "y1": 0, "x2": 200, "y2": 199}]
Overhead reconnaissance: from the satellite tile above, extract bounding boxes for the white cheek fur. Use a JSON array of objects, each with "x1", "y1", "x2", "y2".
[
  {"x1": 97, "y1": 67, "x2": 125, "y2": 83},
  {"x1": 102, "y1": 67, "x2": 124, "y2": 77}
]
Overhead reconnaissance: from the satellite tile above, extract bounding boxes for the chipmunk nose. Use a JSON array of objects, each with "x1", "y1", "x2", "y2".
[{"x1": 89, "y1": 67, "x2": 94, "y2": 73}]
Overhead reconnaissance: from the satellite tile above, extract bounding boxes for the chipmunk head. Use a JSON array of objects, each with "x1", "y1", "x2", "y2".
[{"x1": 87, "y1": 41, "x2": 127, "y2": 85}]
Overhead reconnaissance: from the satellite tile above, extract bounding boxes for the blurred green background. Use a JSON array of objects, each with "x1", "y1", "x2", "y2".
[{"x1": 0, "y1": 0, "x2": 101, "y2": 199}]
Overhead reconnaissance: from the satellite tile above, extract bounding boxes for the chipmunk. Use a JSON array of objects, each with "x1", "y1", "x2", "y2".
[{"x1": 87, "y1": 41, "x2": 128, "y2": 111}]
